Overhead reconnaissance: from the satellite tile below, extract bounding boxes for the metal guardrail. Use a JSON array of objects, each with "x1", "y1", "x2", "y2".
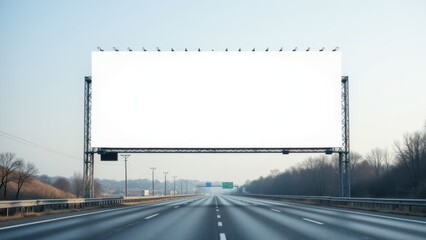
[
  {"x1": 0, "y1": 195, "x2": 197, "y2": 217},
  {"x1": 238, "y1": 194, "x2": 426, "y2": 215}
]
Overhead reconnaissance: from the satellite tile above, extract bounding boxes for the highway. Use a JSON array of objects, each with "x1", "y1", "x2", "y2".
[{"x1": 0, "y1": 195, "x2": 425, "y2": 240}]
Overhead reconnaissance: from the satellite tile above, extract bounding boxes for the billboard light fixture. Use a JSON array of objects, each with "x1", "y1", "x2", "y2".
[
  {"x1": 95, "y1": 47, "x2": 340, "y2": 52},
  {"x1": 325, "y1": 149, "x2": 334, "y2": 155}
]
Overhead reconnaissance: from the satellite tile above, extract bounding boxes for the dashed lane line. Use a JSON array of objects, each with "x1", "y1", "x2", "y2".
[
  {"x1": 303, "y1": 218, "x2": 324, "y2": 225},
  {"x1": 271, "y1": 209, "x2": 281, "y2": 213},
  {"x1": 144, "y1": 214, "x2": 159, "y2": 220},
  {"x1": 0, "y1": 205, "x2": 146, "y2": 231},
  {"x1": 218, "y1": 222, "x2": 223, "y2": 227},
  {"x1": 174, "y1": 206, "x2": 180, "y2": 208},
  {"x1": 217, "y1": 215, "x2": 221, "y2": 218},
  {"x1": 220, "y1": 233, "x2": 227, "y2": 240},
  {"x1": 240, "y1": 197, "x2": 426, "y2": 225}
]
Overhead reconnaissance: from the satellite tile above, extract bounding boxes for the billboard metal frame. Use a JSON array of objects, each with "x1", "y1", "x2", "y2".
[{"x1": 83, "y1": 76, "x2": 350, "y2": 198}]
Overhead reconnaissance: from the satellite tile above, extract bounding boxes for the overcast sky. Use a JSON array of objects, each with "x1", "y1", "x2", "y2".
[{"x1": 1, "y1": 0, "x2": 425, "y2": 185}]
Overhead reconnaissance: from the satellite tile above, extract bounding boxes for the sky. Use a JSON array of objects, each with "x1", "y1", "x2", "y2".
[{"x1": 0, "y1": 0, "x2": 425, "y2": 185}]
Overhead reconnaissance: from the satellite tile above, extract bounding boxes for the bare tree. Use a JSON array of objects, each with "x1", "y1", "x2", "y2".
[
  {"x1": 394, "y1": 131, "x2": 426, "y2": 186},
  {"x1": 14, "y1": 159, "x2": 38, "y2": 200},
  {"x1": 72, "y1": 172, "x2": 84, "y2": 198},
  {"x1": 37, "y1": 174, "x2": 51, "y2": 185},
  {"x1": 269, "y1": 169, "x2": 280, "y2": 177},
  {"x1": 94, "y1": 179, "x2": 103, "y2": 197},
  {"x1": 0, "y1": 152, "x2": 20, "y2": 200},
  {"x1": 53, "y1": 177, "x2": 72, "y2": 193},
  {"x1": 365, "y1": 148, "x2": 387, "y2": 176},
  {"x1": 382, "y1": 149, "x2": 393, "y2": 175}
]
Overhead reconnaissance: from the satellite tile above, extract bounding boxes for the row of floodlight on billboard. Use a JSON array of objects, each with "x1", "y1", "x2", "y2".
[{"x1": 97, "y1": 47, "x2": 339, "y2": 52}]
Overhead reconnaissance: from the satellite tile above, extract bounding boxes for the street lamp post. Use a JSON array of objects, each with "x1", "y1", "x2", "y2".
[
  {"x1": 150, "y1": 167, "x2": 156, "y2": 196},
  {"x1": 163, "y1": 172, "x2": 168, "y2": 195},
  {"x1": 121, "y1": 154, "x2": 130, "y2": 197},
  {"x1": 172, "y1": 176, "x2": 177, "y2": 195}
]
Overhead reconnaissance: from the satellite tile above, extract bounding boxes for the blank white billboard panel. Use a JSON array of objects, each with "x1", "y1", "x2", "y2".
[{"x1": 91, "y1": 51, "x2": 342, "y2": 148}]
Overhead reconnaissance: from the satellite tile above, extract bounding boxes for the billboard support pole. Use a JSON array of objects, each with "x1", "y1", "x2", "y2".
[
  {"x1": 341, "y1": 76, "x2": 350, "y2": 197},
  {"x1": 84, "y1": 76, "x2": 94, "y2": 198}
]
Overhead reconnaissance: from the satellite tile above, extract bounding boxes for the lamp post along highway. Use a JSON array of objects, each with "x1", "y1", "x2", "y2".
[
  {"x1": 121, "y1": 154, "x2": 130, "y2": 197},
  {"x1": 173, "y1": 176, "x2": 177, "y2": 195},
  {"x1": 150, "y1": 167, "x2": 156, "y2": 196},
  {"x1": 163, "y1": 172, "x2": 168, "y2": 195}
]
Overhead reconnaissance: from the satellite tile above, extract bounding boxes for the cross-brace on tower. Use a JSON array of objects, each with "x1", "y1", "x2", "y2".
[
  {"x1": 340, "y1": 76, "x2": 350, "y2": 197},
  {"x1": 83, "y1": 76, "x2": 350, "y2": 198},
  {"x1": 83, "y1": 76, "x2": 94, "y2": 198}
]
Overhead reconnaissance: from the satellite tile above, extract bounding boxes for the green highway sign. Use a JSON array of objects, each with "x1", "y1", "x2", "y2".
[{"x1": 222, "y1": 182, "x2": 234, "y2": 189}]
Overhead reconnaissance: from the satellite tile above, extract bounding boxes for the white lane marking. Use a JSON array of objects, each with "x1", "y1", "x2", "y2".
[
  {"x1": 326, "y1": 208, "x2": 426, "y2": 224},
  {"x1": 242, "y1": 197, "x2": 426, "y2": 225},
  {"x1": 217, "y1": 215, "x2": 221, "y2": 218},
  {"x1": 271, "y1": 208, "x2": 281, "y2": 213},
  {"x1": 303, "y1": 218, "x2": 324, "y2": 225},
  {"x1": 218, "y1": 222, "x2": 223, "y2": 226},
  {"x1": 0, "y1": 205, "x2": 145, "y2": 231},
  {"x1": 174, "y1": 206, "x2": 180, "y2": 208},
  {"x1": 145, "y1": 213, "x2": 159, "y2": 219},
  {"x1": 220, "y1": 233, "x2": 227, "y2": 240},
  {"x1": 216, "y1": 209, "x2": 219, "y2": 212},
  {"x1": 0, "y1": 196, "x2": 205, "y2": 231}
]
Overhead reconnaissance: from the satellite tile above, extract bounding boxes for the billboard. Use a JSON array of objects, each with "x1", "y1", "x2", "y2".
[{"x1": 91, "y1": 51, "x2": 341, "y2": 148}]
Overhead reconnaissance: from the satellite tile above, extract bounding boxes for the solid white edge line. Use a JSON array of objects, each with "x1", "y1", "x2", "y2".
[
  {"x1": 218, "y1": 222, "x2": 223, "y2": 226},
  {"x1": 174, "y1": 206, "x2": 180, "y2": 208},
  {"x1": 303, "y1": 218, "x2": 324, "y2": 225},
  {"x1": 0, "y1": 196, "x2": 202, "y2": 231},
  {"x1": 220, "y1": 233, "x2": 227, "y2": 240},
  {"x1": 145, "y1": 213, "x2": 159, "y2": 220}
]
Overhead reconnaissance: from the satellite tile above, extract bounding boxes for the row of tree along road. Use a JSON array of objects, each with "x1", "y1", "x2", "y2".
[
  {"x1": 3, "y1": 123, "x2": 425, "y2": 200},
  {"x1": 0, "y1": 154, "x2": 94, "y2": 200},
  {"x1": 0, "y1": 152, "x2": 38, "y2": 200},
  {"x1": 243, "y1": 123, "x2": 426, "y2": 198}
]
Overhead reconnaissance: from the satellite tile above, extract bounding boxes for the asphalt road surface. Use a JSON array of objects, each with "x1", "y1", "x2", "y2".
[{"x1": 1, "y1": 195, "x2": 425, "y2": 240}]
